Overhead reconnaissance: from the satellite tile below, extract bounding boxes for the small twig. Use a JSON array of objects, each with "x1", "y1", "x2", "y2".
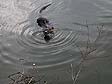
[
  {"x1": 73, "y1": 63, "x2": 83, "y2": 84},
  {"x1": 28, "y1": 77, "x2": 34, "y2": 84},
  {"x1": 70, "y1": 64, "x2": 75, "y2": 81},
  {"x1": 94, "y1": 25, "x2": 103, "y2": 44},
  {"x1": 75, "y1": 44, "x2": 84, "y2": 59},
  {"x1": 70, "y1": 60, "x2": 84, "y2": 84},
  {"x1": 8, "y1": 72, "x2": 21, "y2": 82}
]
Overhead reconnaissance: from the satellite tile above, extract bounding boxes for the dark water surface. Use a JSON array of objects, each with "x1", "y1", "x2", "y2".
[{"x1": 0, "y1": 0, "x2": 112, "y2": 84}]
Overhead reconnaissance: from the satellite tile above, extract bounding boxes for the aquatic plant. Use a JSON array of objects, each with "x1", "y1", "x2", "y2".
[
  {"x1": 8, "y1": 59, "x2": 46, "y2": 84},
  {"x1": 8, "y1": 23, "x2": 106, "y2": 84},
  {"x1": 8, "y1": 71, "x2": 36, "y2": 84},
  {"x1": 69, "y1": 23, "x2": 104, "y2": 84}
]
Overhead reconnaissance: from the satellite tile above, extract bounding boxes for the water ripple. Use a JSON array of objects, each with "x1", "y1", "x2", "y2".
[
  {"x1": 0, "y1": 0, "x2": 80, "y2": 68},
  {"x1": 0, "y1": 21, "x2": 80, "y2": 68},
  {"x1": 13, "y1": 24, "x2": 79, "y2": 68}
]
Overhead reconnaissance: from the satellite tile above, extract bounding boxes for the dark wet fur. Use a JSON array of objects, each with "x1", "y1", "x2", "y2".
[
  {"x1": 38, "y1": 3, "x2": 53, "y2": 42},
  {"x1": 44, "y1": 35, "x2": 52, "y2": 42},
  {"x1": 37, "y1": 17, "x2": 49, "y2": 27}
]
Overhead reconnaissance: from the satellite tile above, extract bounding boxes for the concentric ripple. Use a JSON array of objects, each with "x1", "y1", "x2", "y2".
[
  {"x1": 0, "y1": 0, "x2": 81, "y2": 68},
  {"x1": 0, "y1": 22, "x2": 80, "y2": 68},
  {"x1": 14, "y1": 22, "x2": 80, "y2": 68}
]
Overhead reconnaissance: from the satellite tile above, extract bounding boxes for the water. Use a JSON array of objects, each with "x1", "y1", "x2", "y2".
[{"x1": 0, "y1": 0, "x2": 112, "y2": 84}]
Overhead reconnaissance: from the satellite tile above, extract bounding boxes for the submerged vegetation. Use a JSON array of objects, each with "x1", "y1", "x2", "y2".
[
  {"x1": 8, "y1": 23, "x2": 106, "y2": 84},
  {"x1": 68, "y1": 23, "x2": 104, "y2": 84},
  {"x1": 8, "y1": 59, "x2": 47, "y2": 84}
]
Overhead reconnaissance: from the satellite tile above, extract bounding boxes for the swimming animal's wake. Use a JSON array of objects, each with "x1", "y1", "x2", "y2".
[
  {"x1": 14, "y1": 23, "x2": 79, "y2": 68},
  {"x1": 0, "y1": 0, "x2": 79, "y2": 68}
]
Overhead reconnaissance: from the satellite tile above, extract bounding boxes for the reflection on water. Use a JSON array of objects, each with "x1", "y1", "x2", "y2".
[{"x1": 0, "y1": 0, "x2": 112, "y2": 84}]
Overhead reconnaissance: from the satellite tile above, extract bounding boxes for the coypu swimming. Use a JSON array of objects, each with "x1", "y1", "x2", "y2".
[{"x1": 33, "y1": 3, "x2": 55, "y2": 42}]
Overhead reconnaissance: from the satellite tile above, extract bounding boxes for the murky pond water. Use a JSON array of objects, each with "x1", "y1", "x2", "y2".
[{"x1": 0, "y1": 0, "x2": 112, "y2": 84}]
